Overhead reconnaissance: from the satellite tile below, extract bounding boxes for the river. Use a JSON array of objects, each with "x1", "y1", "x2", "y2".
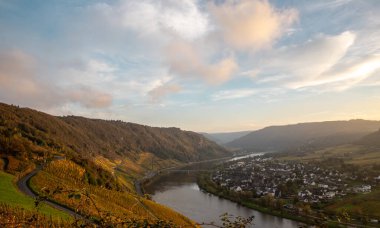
[{"x1": 144, "y1": 154, "x2": 300, "y2": 227}]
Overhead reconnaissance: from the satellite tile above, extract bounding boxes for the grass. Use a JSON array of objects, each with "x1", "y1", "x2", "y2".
[
  {"x1": 117, "y1": 152, "x2": 183, "y2": 179},
  {"x1": 0, "y1": 203, "x2": 73, "y2": 227},
  {"x1": 0, "y1": 171, "x2": 71, "y2": 220},
  {"x1": 115, "y1": 169, "x2": 136, "y2": 192}
]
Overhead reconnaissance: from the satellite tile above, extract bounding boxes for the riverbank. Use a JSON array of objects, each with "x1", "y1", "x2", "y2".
[
  {"x1": 196, "y1": 172, "x2": 380, "y2": 228},
  {"x1": 145, "y1": 168, "x2": 302, "y2": 227},
  {"x1": 196, "y1": 172, "x2": 315, "y2": 226},
  {"x1": 136, "y1": 155, "x2": 236, "y2": 196}
]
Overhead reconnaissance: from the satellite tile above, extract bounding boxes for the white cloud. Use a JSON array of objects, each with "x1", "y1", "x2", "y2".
[
  {"x1": 295, "y1": 55, "x2": 380, "y2": 91},
  {"x1": 94, "y1": 0, "x2": 210, "y2": 40},
  {"x1": 0, "y1": 50, "x2": 113, "y2": 109},
  {"x1": 212, "y1": 89, "x2": 257, "y2": 101},
  {"x1": 251, "y1": 31, "x2": 356, "y2": 89},
  {"x1": 252, "y1": 31, "x2": 380, "y2": 92},
  {"x1": 64, "y1": 59, "x2": 116, "y2": 85},
  {"x1": 68, "y1": 87, "x2": 113, "y2": 108},
  {"x1": 165, "y1": 40, "x2": 238, "y2": 84},
  {"x1": 87, "y1": 59, "x2": 116, "y2": 74},
  {"x1": 209, "y1": 0, "x2": 298, "y2": 50},
  {"x1": 0, "y1": 50, "x2": 61, "y2": 107},
  {"x1": 148, "y1": 83, "x2": 181, "y2": 102},
  {"x1": 306, "y1": 0, "x2": 353, "y2": 11}
]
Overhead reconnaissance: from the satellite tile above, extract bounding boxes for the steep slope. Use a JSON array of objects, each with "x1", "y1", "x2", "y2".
[
  {"x1": 226, "y1": 120, "x2": 380, "y2": 152},
  {"x1": 0, "y1": 102, "x2": 228, "y2": 226},
  {"x1": 0, "y1": 102, "x2": 229, "y2": 164},
  {"x1": 202, "y1": 131, "x2": 251, "y2": 144}
]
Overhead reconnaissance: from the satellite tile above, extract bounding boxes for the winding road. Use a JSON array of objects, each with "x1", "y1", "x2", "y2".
[{"x1": 16, "y1": 164, "x2": 85, "y2": 220}]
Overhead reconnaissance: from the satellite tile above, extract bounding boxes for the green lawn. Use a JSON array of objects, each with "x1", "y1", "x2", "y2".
[{"x1": 0, "y1": 171, "x2": 71, "y2": 220}]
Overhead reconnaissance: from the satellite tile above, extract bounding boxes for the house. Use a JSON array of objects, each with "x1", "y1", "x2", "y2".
[
  {"x1": 353, "y1": 185, "x2": 372, "y2": 193},
  {"x1": 234, "y1": 186, "x2": 242, "y2": 192},
  {"x1": 325, "y1": 192, "x2": 336, "y2": 198},
  {"x1": 318, "y1": 184, "x2": 328, "y2": 188}
]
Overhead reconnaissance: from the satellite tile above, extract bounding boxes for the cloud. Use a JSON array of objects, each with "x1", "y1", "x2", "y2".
[
  {"x1": 252, "y1": 31, "x2": 380, "y2": 92},
  {"x1": 209, "y1": 0, "x2": 298, "y2": 50},
  {"x1": 0, "y1": 50, "x2": 113, "y2": 109},
  {"x1": 295, "y1": 55, "x2": 380, "y2": 91},
  {"x1": 148, "y1": 83, "x2": 181, "y2": 102},
  {"x1": 0, "y1": 50, "x2": 60, "y2": 107},
  {"x1": 252, "y1": 31, "x2": 356, "y2": 87},
  {"x1": 93, "y1": 0, "x2": 209, "y2": 40},
  {"x1": 165, "y1": 40, "x2": 238, "y2": 84},
  {"x1": 306, "y1": 0, "x2": 353, "y2": 11},
  {"x1": 68, "y1": 87, "x2": 113, "y2": 108},
  {"x1": 212, "y1": 89, "x2": 257, "y2": 101},
  {"x1": 58, "y1": 58, "x2": 117, "y2": 87}
]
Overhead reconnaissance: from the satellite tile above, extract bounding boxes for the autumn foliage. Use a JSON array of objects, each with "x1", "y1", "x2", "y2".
[{"x1": 30, "y1": 160, "x2": 195, "y2": 227}]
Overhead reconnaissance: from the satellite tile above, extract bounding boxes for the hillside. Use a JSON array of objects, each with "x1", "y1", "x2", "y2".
[
  {"x1": 0, "y1": 102, "x2": 229, "y2": 165},
  {"x1": 202, "y1": 131, "x2": 251, "y2": 144},
  {"x1": 358, "y1": 129, "x2": 380, "y2": 147},
  {"x1": 0, "y1": 101, "x2": 230, "y2": 193},
  {"x1": 226, "y1": 120, "x2": 380, "y2": 153},
  {"x1": 0, "y1": 102, "x2": 230, "y2": 226}
]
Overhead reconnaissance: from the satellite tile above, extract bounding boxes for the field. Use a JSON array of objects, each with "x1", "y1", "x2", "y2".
[
  {"x1": 0, "y1": 203, "x2": 73, "y2": 227},
  {"x1": 326, "y1": 187, "x2": 380, "y2": 219},
  {"x1": 0, "y1": 171, "x2": 71, "y2": 220}
]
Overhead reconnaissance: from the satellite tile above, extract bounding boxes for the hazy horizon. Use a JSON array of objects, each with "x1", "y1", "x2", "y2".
[{"x1": 1, "y1": 0, "x2": 380, "y2": 132}]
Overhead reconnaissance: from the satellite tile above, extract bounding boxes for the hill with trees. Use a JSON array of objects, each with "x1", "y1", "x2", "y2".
[
  {"x1": 0, "y1": 102, "x2": 229, "y2": 167},
  {"x1": 358, "y1": 129, "x2": 380, "y2": 148},
  {"x1": 226, "y1": 120, "x2": 380, "y2": 153},
  {"x1": 0, "y1": 102, "x2": 232, "y2": 226},
  {"x1": 201, "y1": 131, "x2": 251, "y2": 144}
]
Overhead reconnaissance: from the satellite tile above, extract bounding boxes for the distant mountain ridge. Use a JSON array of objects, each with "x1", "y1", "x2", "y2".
[
  {"x1": 0, "y1": 102, "x2": 230, "y2": 163},
  {"x1": 201, "y1": 131, "x2": 251, "y2": 144},
  {"x1": 226, "y1": 120, "x2": 380, "y2": 152},
  {"x1": 358, "y1": 129, "x2": 380, "y2": 147}
]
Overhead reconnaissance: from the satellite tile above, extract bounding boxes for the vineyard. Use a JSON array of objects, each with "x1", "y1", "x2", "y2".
[
  {"x1": 29, "y1": 159, "x2": 195, "y2": 226},
  {"x1": 0, "y1": 203, "x2": 73, "y2": 227},
  {"x1": 0, "y1": 171, "x2": 71, "y2": 220}
]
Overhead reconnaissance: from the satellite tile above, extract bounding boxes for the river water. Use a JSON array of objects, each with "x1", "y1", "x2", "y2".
[{"x1": 145, "y1": 154, "x2": 300, "y2": 227}]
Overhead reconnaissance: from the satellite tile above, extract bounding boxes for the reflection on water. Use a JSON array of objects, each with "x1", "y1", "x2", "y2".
[
  {"x1": 227, "y1": 152, "x2": 265, "y2": 162},
  {"x1": 145, "y1": 171, "x2": 299, "y2": 228}
]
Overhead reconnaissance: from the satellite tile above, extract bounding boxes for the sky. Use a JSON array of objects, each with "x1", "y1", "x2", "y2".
[{"x1": 1, "y1": 0, "x2": 380, "y2": 132}]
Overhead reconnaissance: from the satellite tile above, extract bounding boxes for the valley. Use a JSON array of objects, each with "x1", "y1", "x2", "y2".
[
  {"x1": 144, "y1": 160, "x2": 299, "y2": 228},
  {"x1": 0, "y1": 103, "x2": 226, "y2": 227},
  {"x1": 197, "y1": 127, "x2": 380, "y2": 226},
  {"x1": 1, "y1": 1, "x2": 380, "y2": 227},
  {"x1": 1, "y1": 102, "x2": 380, "y2": 227}
]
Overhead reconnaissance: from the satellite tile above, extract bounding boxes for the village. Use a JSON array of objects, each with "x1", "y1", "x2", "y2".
[{"x1": 211, "y1": 156, "x2": 379, "y2": 204}]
